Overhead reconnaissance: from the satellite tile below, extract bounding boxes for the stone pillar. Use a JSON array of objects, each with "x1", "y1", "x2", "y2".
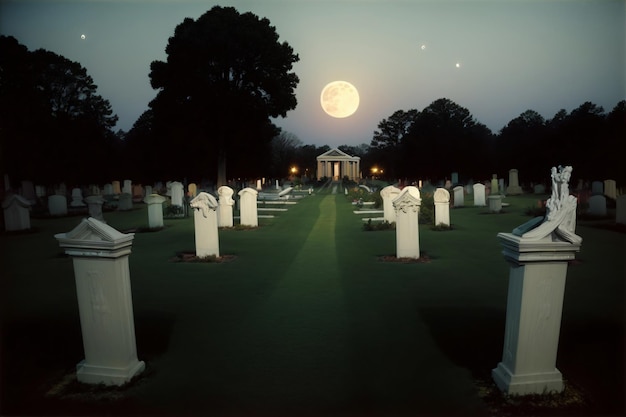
[
  {"x1": 217, "y1": 186, "x2": 235, "y2": 227},
  {"x1": 238, "y1": 187, "x2": 258, "y2": 227},
  {"x1": 85, "y1": 195, "x2": 105, "y2": 222},
  {"x1": 434, "y1": 188, "x2": 450, "y2": 227},
  {"x1": 190, "y1": 192, "x2": 220, "y2": 258},
  {"x1": 492, "y1": 165, "x2": 582, "y2": 396},
  {"x1": 392, "y1": 186, "x2": 421, "y2": 259},
  {"x1": 380, "y1": 185, "x2": 401, "y2": 224},
  {"x1": 3, "y1": 194, "x2": 31, "y2": 231},
  {"x1": 453, "y1": 186, "x2": 464, "y2": 207},
  {"x1": 143, "y1": 194, "x2": 166, "y2": 229},
  {"x1": 55, "y1": 218, "x2": 144, "y2": 386},
  {"x1": 488, "y1": 195, "x2": 503, "y2": 213},
  {"x1": 507, "y1": 169, "x2": 523, "y2": 195}
]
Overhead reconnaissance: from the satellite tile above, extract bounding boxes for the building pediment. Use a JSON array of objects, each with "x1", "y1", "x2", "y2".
[{"x1": 317, "y1": 148, "x2": 360, "y2": 161}]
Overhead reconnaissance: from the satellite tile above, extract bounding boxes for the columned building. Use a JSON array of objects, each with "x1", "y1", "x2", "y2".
[{"x1": 316, "y1": 148, "x2": 361, "y2": 181}]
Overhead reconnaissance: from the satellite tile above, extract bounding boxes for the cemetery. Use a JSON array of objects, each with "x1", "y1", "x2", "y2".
[{"x1": 1, "y1": 169, "x2": 624, "y2": 417}]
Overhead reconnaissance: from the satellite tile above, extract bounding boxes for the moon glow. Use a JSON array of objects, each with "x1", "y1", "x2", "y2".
[
  {"x1": 320, "y1": 81, "x2": 360, "y2": 118},
  {"x1": 81, "y1": 34, "x2": 86, "y2": 40}
]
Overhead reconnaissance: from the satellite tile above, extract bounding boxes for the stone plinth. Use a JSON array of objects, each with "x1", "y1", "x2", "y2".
[
  {"x1": 238, "y1": 187, "x2": 258, "y2": 227},
  {"x1": 190, "y1": 192, "x2": 220, "y2": 258},
  {"x1": 380, "y1": 185, "x2": 401, "y2": 224},
  {"x1": 55, "y1": 218, "x2": 144, "y2": 386},
  {"x1": 3, "y1": 194, "x2": 31, "y2": 231},
  {"x1": 493, "y1": 232, "x2": 581, "y2": 395},
  {"x1": 217, "y1": 186, "x2": 235, "y2": 227},
  {"x1": 488, "y1": 195, "x2": 503, "y2": 213},
  {"x1": 434, "y1": 188, "x2": 450, "y2": 227},
  {"x1": 392, "y1": 186, "x2": 421, "y2": 259},
  {"x1": 85, "y1": 195, "x2": 105, "y2": 222},
  {"x1": 143, "y1": 194, "x2": 166, "y2": 229}
]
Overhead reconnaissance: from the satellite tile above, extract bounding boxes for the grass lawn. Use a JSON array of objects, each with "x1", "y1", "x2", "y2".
[{"x1": 1, "y1": 189, "x2": 624, "y2": 416}]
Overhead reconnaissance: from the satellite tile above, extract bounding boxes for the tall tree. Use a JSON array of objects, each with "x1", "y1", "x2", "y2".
[
  {"x1": 149, "y1": 6, "x2": 299, "y2": 185},
  {"x1": 370, "y1": 109, "x2": 418, "y2": 179},
  {"x1": 0, "y1": 35, "x2": 119, "y2": 184}
]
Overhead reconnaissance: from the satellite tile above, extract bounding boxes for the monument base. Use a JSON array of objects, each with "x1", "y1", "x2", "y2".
[
  {"x1": 492, "y1": 362, "x2": 564, "y2": 395},
  {"x1": 77, "y1": 359, "x2": 145, "y2": 386}
]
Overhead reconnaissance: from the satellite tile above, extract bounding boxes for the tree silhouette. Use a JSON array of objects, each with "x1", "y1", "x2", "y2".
[
  {"x1": 149, "y1": 6, "x2": 299, "y2": 185},
  {"x1": 0, "y1": 35, "x2": 119, "y2": 185}
]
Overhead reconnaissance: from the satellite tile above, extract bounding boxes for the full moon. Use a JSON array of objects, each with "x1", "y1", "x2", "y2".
[{"x1": 320, "y1": 81, "x2": 360, "y2": 118}]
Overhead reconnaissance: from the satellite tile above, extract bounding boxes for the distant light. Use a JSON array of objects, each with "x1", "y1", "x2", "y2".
[
  {"x1": 420, "y1": 44, "x2": 426, "y2": 50},
  {"x1": 81, "y1": 34, "x2": 86, "y2": 40},
  {"x1": 455, "y1": 62, "x2": 461, "y2": 68}
]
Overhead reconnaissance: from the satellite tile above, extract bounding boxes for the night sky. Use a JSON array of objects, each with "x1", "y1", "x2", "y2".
[{"x1": 1, "y1": 0, "x2": 624, "y2": 146}]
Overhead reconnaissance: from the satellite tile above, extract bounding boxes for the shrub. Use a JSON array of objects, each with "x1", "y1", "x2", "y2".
[{"x1": 363, "y1": 219, "x2": 395, "y2": 231}]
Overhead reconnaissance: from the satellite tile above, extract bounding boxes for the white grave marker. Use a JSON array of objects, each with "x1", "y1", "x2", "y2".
[
  {"x1": 392, "y1": 186, "x2": 421, "y2": 259},
  {"x1": 190, "y1": 192, "x2": 220, "y2": 258}
]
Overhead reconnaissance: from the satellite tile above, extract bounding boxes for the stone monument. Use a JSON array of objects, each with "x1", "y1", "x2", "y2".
[
  {"x1": 392, "y1": 186, "x2": 421, "y2": 259},
  {"x1": 143, "y1": 193, "x2": 167, "y2": 229},
  {"x1": 380, "y1": 185, "x2": 401, "y2": 224},
  {"x1": 492, "y1": 165, "x2": 582, "y2": 395},
  {"x1": 190, "y1": 192, "x2": 220, "y2": 258},
  {"x1": 434, "y1": 188, "x2": 450, "y2": 227},
  {"x1": 217, "y1": 186, "x2": 235, "y2": 227},
  {"x1": 238, "y1": 187, "x2": 258, "y2": 227}
]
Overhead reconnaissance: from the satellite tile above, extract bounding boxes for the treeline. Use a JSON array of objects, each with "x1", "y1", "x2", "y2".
[{"x1": 2, "y1": 35, "x2": 624, "y2": 190}]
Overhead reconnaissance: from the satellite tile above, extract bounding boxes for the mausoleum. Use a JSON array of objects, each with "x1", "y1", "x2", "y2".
[{"x1": 316, "y1": 148, "x2": 361, "y2": 181}]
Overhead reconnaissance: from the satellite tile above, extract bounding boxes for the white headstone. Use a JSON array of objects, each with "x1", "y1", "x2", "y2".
[
  {"x1": 434, "y1": 188, "x2": 450, "y2": 227},
  {"x1": 392, "y1": 186, "x2": 421, "y2": 259},
  {"x1": 238, "y1": 187, "x2": 258, "y2": 227},
  {"x1": 2, "y1": 194, "x2": 31, "y2": 231},
  {"x1": 491, "y1": 175, "x2": 499, "y2": 195},
  {"x1": 507, "y1": 169, "x2": 523, "y2": 195},
  {"x1": 54, "y1": 218, "x2": 144, "y2": 386},
  {"x1": 143, "y1": 194, "x2": 167, "y2": 229},
  {"x1": 473, "y1": 183, "x2": 486, "y2": 206},
  {"x1": 170, "y1": 181, "x2": 184, "y2": 207},
  {"x1": 380, "y1": 185, "x2": 401, "y2": 224},
  {"x1": 85, "y1": 195, "x2": 105, "y2": 222},
  {"x1": 217, "y1": 186, "x2": 235, "y2": 227},
  {"x1": 118, "y1": 193, "x2": 133, "y2": 211},
  {"x1": 190, "y1": 192, "x2": 220, "y2": 258},
  {"x1": 604, "y1": 179, "x2": 617, "y2": 200},
  {"x1": 70, "y1": 188, "x2": 86, "y2": 207},
  {"x1": 616, "y1": 194, "x2": 626, "y2": 225},
  {"x1": 122, "y1": 180, "x2": 132, "y2": 195},
  {"x1": 591, "y1": 181, "x2": 603, "y2": 195},
  {"x1": 587, "y1": 195, "x2": 607, "y2": 216},
  {"x1": 48, "y1": 194, "x2": 68, "y2": 216},
  {"x1": 256, "y1": 179, "x2": 262, "y2": 190},
  {"x1": 453, "y1": 186, "x2": 464, "y2": 207}
]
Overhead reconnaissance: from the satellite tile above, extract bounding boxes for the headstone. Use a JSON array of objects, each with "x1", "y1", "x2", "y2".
[
  {"x1": 533, "y1": 184, "x2": 546, "y2": 194},
  {"x1": 451, "y1": 172, "x2": 459, "y2": 185},
  {"x1": 190, "y1": 192, "x2": 220, "y2": 258},
  {"x1": 217, "y1": 186, "x2": 235, "y2": 227},
  {"x1": 453, "y1": 186, "x2": 464, "y2": 207},
  {"x1": 118, "y1": 193, "x2": 133, "y2": 211},
  {"x1": 165, "y1": 181, "x2": 172, "y2": 196},
  {"x1": 55, "y1": 218, "x2": 145, "y2": 386},
  {"x1": 35, "y1": 185, "x2": 46, "y2": 198},
  {"x1": 132, "y1": 184, "x2": 144, "y2": 202},
  {"x1": 434, "y1": 188, "x2": 450, "y2": 227},
  {"x1": 493, "y1": 166, "x2": 581, "y2": 395},
  {"x1": 144, "y1": 194, "x2": 167, "y2": 229},
  {"x1": 256, "y1": 179, "x2": 262, "y2": 190},
  {"x1": 473, "y1": 183, "x2": 486, "y2": 206},
  {"x1": 275, "y1": 180, "x2": 280, "y2": 190},
  {"x1": 507, "y1": 169, "x2": 523, "y2": 195},
  {"x1": 20, "y1": 180, "x2": 36, "y2": 204},
  {"x1": 2, "y1": 194, "x2": 31, "y2": 231},
  {"x1": 238, "y1": 187, "x2": 258, "y2": 227},
  {"x1": 616, "y1": 194, "x2": 626, "y2": 225},
  {"x1": 488, "y1": 195, "x2": 503, "y2": 213},
  {"x1": 380, "y1": 185, "x2": 401, "y2": 224},
  {"x1": 392, "y1": 186, "x2": 421, "y2": 259},
  {"x1": 48, "y1": 195, "x2": 68, "y2": 216},
  {"x1": 70, "y1": 188, "x2": 86, "y2": 207},
  {"x1": 144, "y1": 185, "x2": 153, "y2": 197},
  {"x1": 491, "y1": 175, "x2": 499, "y2": 195},
  {"x1": 604, "y1": 179, "x2": 617, "y2": 200},
  {"x1": 170, "y1": 181, "x2": 184, "y2": 207},
  {"x1": 112, "y1": 181, "x2": 121, "y2": 195},
  {"x1": 499, "y1": 178, "x2": 505, "y2": 195},
  {"x1": 444, "y1": 180, "x2": 452, "y2": 190},
  {"x1": 85, "y1": 195, "x2": 105, "y2": 222},
  {"x1": 591, "y1": 181, "x2": 603, "y2": 195},
  {"x1": 103, "y1": 183, "x2": 114, "y2": 196},
  {"x1": 587, "y1": 195, "x2": 607, "y2": 216},
  {"x1": 188, "y1": 183, "x2": 197, "y2": 198},
  {"x1": 122, "y1": 180, "x2": 132, "y2": 195}
]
